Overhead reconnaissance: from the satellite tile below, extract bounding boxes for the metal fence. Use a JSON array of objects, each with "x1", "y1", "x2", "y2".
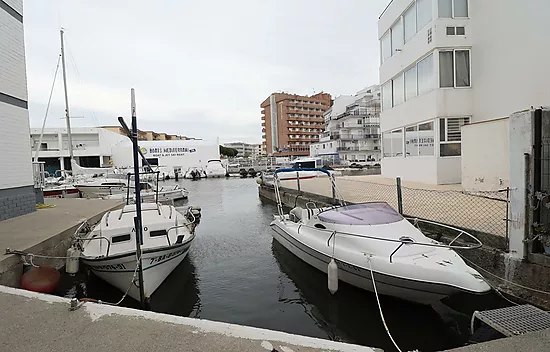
[{"x1": 277, "y1": 176, "x2": 509, "y2": 247}]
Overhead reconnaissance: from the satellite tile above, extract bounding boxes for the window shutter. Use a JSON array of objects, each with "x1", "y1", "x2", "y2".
[{"x1": 446, "y1": 117, "x2": 470, "y2": 141}]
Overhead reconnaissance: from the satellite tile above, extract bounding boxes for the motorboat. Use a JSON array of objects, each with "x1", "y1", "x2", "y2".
[
  {"x1": 43, "y1": 184, "x2": 81, "y2": 198},
  {"x1": 183, "y1": 167, "x2": 206, "y2": 180},
  {"x1": 270, "y1": 167, "x2": 490, "y2": 305},
  {"x1": 74, "y1": 178, "x2": 129, "y2": 198},
  {"x1": 75, "y1": 202, "x2": 202, "y2": 301},
  {"x1": 104, "y1": 184, "x2": 189, "y2": 203},
  {"x1": 205, "y1": 159, "x2": 227, "y2": 178},
  {"x1": 277, "y1": 158, "x2": 340, "y2": 181}
]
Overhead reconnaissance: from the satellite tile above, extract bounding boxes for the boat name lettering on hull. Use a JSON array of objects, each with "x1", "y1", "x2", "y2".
[
  {"x1": 149, "y1": 248, "x2": 184, "y2": 265},
  {"x1": 94, "y1": 263, "x2": 127, "y2": 271}
]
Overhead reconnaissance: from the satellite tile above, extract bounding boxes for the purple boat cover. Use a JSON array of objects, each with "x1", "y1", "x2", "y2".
[{"x1": 318, "y1": 202, "x2": 403, "y2": 225}]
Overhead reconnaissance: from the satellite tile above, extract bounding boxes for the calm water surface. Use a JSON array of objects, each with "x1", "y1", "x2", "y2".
[{"x1": 60, "y1": 178, "x2": 504, "y2": 352}]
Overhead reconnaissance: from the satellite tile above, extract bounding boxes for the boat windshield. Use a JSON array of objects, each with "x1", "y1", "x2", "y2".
[{"x1": 318, "y1": 202, "x2": 403, "y2": 225}]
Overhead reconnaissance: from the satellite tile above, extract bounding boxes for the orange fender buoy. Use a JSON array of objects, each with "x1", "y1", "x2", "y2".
[{"x1": 21, "y1": 265, "x2": 61, "y2": 294}]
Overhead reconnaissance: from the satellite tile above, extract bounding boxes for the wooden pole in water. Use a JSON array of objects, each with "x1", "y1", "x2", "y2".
[{"x1": 130, "y1": 89, "x2": 146, "y2": 308}]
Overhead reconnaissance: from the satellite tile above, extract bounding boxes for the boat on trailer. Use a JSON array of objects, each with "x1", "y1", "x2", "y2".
[{"x1": 270, "y1": 167, "x2": 490, "y2": 304}]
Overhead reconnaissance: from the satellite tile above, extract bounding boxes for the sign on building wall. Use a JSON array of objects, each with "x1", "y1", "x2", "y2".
[{"x1": 140, "y1": 146, "x2": 197, "y2": 157}]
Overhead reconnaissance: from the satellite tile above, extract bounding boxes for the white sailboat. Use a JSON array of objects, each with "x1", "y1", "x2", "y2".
[
  {"x1": 270, "y1": 167, "x2": 491, "y2": 304},
  {"x1": 77, "y1": 203, "x2": 201, "y2": 300},
  {"x1": 75, "y1": 89, "x2": 202, "y2": 302}
]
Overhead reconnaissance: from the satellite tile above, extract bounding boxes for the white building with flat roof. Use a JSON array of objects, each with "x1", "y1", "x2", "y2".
[
  {"x1": 30, "y1": 127, "x2": 128, "y2": 175},
  {"x1": 0, "y1": 1, "x2": 36, "y2": 220},
  {"x1": 378, "y1": 0, "x2": 550, "y2": 185}
]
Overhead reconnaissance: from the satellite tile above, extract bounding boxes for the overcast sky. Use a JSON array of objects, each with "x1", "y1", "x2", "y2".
[{"x1": 24, "y1": 0, "x2": 387, "y2": 143}]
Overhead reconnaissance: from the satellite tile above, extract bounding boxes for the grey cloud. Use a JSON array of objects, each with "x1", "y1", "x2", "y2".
[{"x1": 25, "y1": 0, "x2": 389, "y2": 142}]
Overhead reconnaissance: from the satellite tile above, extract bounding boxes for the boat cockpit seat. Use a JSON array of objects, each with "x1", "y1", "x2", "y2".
[
  {"x1": 290, "y1": 207, "x2": 321, "y2": 223},
  {"x1": 289, "y1": 207, "x2": 304, "y2": 222}
]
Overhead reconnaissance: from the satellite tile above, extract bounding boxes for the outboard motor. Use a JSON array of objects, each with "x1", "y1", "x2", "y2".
[
  {"x1": 239, "y1": 168, "x2": 248, "y2": 178},
  {"x1": 185, "y1": 206, "x2": 202, "y2": 233},
  {"x1": 248, "y1": 168, "x2": 257, "y2": 177}
]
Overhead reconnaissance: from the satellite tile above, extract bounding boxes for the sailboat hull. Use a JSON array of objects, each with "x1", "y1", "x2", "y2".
[{"x1": 82, "y1": 240, "x2": 193, "y2": 301}]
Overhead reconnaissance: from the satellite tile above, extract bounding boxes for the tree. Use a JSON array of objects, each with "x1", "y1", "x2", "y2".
[{"x1": 220, "y1": 145, "x2": 238, "y2": 157}]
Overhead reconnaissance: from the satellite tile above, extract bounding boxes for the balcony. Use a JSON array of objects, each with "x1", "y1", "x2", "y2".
[
  {"x1": 261, "y1": 115, "x2": 265, "y2": 120},
  {"x1": 338, "y1": 134, "x2": 381, "y2": 141},
  {"x1": 261, "y1": 109, "x2": 265, "y2": 114},
  {"x1": 262, "y1": 128, "x2": 266, "y2": 132},
  {"x1": 337, "y1": 146, "x2": 379, "y2": 152},
  {"x1": 287, "y1": 116, "x2": 324, "y2": 123}
]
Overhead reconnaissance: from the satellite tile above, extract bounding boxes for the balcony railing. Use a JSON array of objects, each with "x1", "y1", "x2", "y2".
[{"x1": 337, "y1": 146, "x2": 379, "y2": 152}]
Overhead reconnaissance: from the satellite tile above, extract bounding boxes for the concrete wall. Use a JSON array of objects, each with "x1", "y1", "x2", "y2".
[
  {"x1": 462, "y1": 118, "x2": 510, "y2": 191},
  {"x1": 0, "y1": 3, "x2": 35, "y2": 221},
  {"x1": 508, "y1": 109, "x2": 533, "y2": 260},
  {"x1": 382, "y1": 156, "x2": 438, "y2": 184},
  {"x1": 470, "y1": 0, "x2": 550, "y2": 122}
]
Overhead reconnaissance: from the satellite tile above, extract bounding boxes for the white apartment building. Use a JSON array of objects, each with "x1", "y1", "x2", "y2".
[
  {"x1": 310, "y1": 86, "x2": 381, "y2": 164},
  {"x1": 223, "y1": 142, "x2": 258, "y2": 157},
  {"x1": 378, "y1": 0, "x2": 550, "y2": 185},
  {"x1": 0, "y1": 1, "x2": 36, "y2": 220}
]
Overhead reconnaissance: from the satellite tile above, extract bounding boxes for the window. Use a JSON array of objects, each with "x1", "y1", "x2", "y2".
[
  {"x1": 150, "y1": 230, "x2": 168, "y2": 238},
  {"x1": 405, "y1": 66, "x2": 417, "y2": 100},
  {"x1": 455, "y1": 50, "x2": 470, "y2": 87},
  {"x1": 438, "y1": 0, "x2": 452, "y2": 18},
  {"x1": 416, "y1": 0, "x2": 432, "y2": 31},
  {"x1": 439, "y1": 117, "x2": 470, "y2": 156},
  {"x1": 112, "y1": 234, "x2": 131, "y2": 244},
  {"x1": 418, "y1": 121, "x2": 435, "y2": 156},
  {"x1": 439, "y1": 50, "x2": 470, "y2": 88},
  {"x1": 382, "y1": 81, "x2": 393, "y2": 110},
  {"x1": 40, "y1": 143, "x2": 48, "y2": 150},
  {"x1": 383, "y1": 129, "x2": 404, "y2": 157},
  {"x1": 404, "y1": 3, "x2": 416, "y2": 43},
  {"x1": 454, "y1": 0, "x2": 468, "y2": 17},
  {"x1": 381, "y1": 32, "x2": 391, "y2": 62},
  {"x1": 439, "y1": 0, "x2": 468, "y2": 18},
  {"x1": 417, "y1": 53, "x2": 434, "y2": 94},
  {"x1": 391, "y1": 19, "x2": 403, "y2": 53},
  {"x1": 446, "y1": 26, "x2": 465, "y2": 35},
  {"x1": 357, "y1": 119, "x2": 363, "y2": 124},
  {"x1": 393, "y1": 73, "x2": 405, "y2": 106},
  {"x1": 405, "y1": 121, "x2": 435, "y2": 157},
  {"x1": 405, "y1": 126, "x2": 418, "y2": 156},
  {"x1": 439, "y1": 51, "x2": 454, "y2": 87},
  {"x1": 392, "y1": 129, "x2": 403, "y2": 156}
]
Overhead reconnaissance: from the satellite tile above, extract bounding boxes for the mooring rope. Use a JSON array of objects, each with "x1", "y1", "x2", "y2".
[
  {"x1": 366, "y1": 256, "x2": 403, "y2": 352},
  {"x1": 459, "y1": 254, "x2": 550, "y2": 296}
]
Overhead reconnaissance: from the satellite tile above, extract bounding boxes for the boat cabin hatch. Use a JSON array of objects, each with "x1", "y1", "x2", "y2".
[{"x1": 318, "y1": 202, "x2": 404, "y2": 225}]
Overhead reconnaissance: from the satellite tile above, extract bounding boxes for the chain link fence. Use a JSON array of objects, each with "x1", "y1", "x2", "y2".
[{"x1": 279, "y1": 176, "x2": 509, "y2": 246}]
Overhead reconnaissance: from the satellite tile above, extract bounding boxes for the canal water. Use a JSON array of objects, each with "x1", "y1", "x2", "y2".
[{"x1": 58, "y1": 178, "x2": 506, "y2": 352}]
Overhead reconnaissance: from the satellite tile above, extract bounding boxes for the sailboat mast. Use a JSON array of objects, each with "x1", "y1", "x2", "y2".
[{"x1": 60, "y1": 29, "x2": 74, "y2": 161}]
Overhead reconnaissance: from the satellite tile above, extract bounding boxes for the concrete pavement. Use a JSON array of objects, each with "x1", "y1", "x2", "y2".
[
  {"x1": 0, "y1": 198, "x2": 123, "y2": 286},
  {"x1": 444, "y1": 328, "x2": 550, "y2": 352},
  {"x1": 0, "y1": 285, "x2": 379, "y2": 352}
]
